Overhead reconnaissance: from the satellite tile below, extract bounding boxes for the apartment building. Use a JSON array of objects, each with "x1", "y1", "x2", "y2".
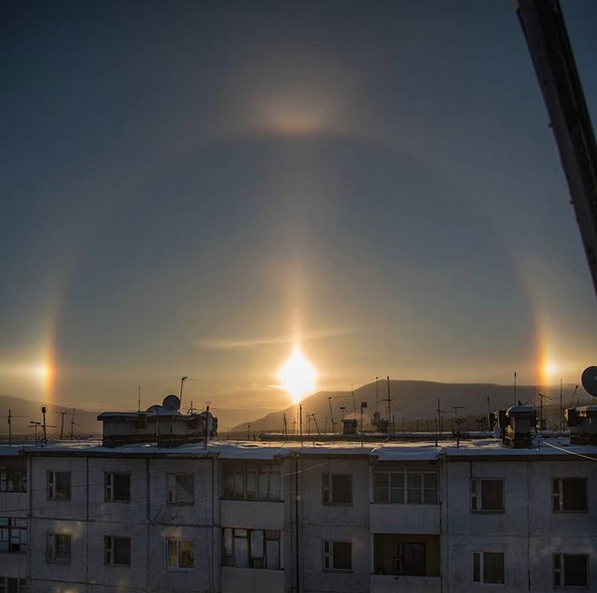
[{"x1": 0, "y1": 435, "x2": 595, "y2": 593}]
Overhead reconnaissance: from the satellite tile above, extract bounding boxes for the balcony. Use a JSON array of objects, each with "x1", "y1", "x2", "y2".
[
  {"x1": 371, "y1": 574, "x2": 442, "y2": 593},
  {"x1": 370, "y1": 504, "x2": 440, "y2": 534},
  {"x1": 221, "y1": 566, "x2": 285, "y2": 593},
  {"x1": 220, "y1": 500, "x2": 285, "y2": 530}
]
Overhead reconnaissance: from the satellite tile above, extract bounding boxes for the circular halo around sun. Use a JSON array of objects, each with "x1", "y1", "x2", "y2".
[{"x1": 277, "y1": 346, "x2": 317, "y2": 403}]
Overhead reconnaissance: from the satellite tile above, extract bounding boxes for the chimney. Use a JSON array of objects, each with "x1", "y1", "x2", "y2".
[{"x1": 504, "y1": 404, "x2": 536, "y2": 448}]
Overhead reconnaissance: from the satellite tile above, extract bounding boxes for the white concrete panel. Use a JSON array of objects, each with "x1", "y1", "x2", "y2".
[
  {"x1": 221, "y1": 500, "x2": 284, "y2": 530},
  {"x1": 221, "y1": 566, "x2": 285, "y2": 593}
]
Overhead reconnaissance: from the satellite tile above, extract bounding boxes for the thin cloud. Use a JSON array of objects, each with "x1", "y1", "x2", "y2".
[{"x1": 195, "y1": 328, "x2": 354, "y2": 350}]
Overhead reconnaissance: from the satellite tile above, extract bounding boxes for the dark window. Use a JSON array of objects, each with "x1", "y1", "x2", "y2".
[
  {"x1": 46, "y1": 533, "x2": 71, "y2": 563},
  {"x1": 0, "y1": 518, "x2": 27, "y2": 553},
  {"x1": 166, "y1": 538, "x2": 194, "y2": 569},
  {"x1": 167, "y1": 473, "x2": 194, "y2": 505},
  {"x1": 104, "y1": 473, "x2": 130, "y2": 502},
  {"x1": 322, "y1": 473, "x2": 352, "y2": 505},
  {"x1": 0, "y1": 577, "x2": 28, "y2": 593},
  {"x1": 471, "y1": 478, "x2": 504, "y2": 512},
  {"x1": 0, "y1": 458, "x2": 27, "y2": 493},
  {"x1": 554, "y1": 554, "x2": 588, "y2": 588},
  {"x1": 222, "y1": 463, "x2": 281, "y2": 501},
  {"x1": 323, "y1": 541, "x2": 352, "y2": 571},
  {"x1": 552, "y1": 478, "x2": 587, "y2": 512},
  {"x1": 47, "y1": 471, "x2": 71, "y2": 500},
  {"x1": 395, "y1": 543, "x2": 426, "y2": 576},
  {"x1": 473, "y1": 552, "x2": 505, "y2": 584},
  {"x1": 104, "y1": 536, "x2": 131, "y2": 566},
  {"x1": 222, "y1": 528, "x2": 280, "y2": 569},
  {"x1": 373, "y1": 470, "x2": 438, "y2": 504}
]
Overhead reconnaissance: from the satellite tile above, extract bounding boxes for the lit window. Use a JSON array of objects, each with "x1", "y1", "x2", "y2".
[
  {"x1": 323, "y1": 540, "x2": 352, "y2": 571},
  {"x1": 104, "y1": 536, "x2": 131, "y2": 566},
  {"x1": 166, "y1": 538, "x2": 194, "y2": 569},
  {"x1": 104, "y1": 473, "x2": 130, "y2": 502},
  {"x1": 472, "y1": 552, "x2": 505, "y2": 584},
  {"x1": 222, "y1": 463, "x2": 281, "y2": 501},
  {"x1": 0, "y1": 458, "x2": 27, "y2": 493},
  {"x1": 222, "y1": 528, "x2": 280, "y2": 569},
  {"x1": 553, "y1": 554, "x2": 588, "y2": 588},
  {"x1": 373, "y1": 469, "x2": 438, "y2": 504},
  {"x1": 167, "y1": 473, "x2": 194, "y2": 505},
  {"x1": 552, "y1": 478, "x2": 587, "y2": 512},
  {"x1": 470, "y1": 478, "x2": 504, "y2": 512},
  {"x1": 0, "y1": 518, "x2": 27, "y2": 553},
  {"x1": 322, "y1": 473, "x2": 352, "y2": 505},
  {"x1": 0, "y1": 577, "x2": 28, "y2": 593},
  {"x1": 46, "y1": 533, "x2": 71, "y2": 563},
  {"x1": 46, "y1": 471, "x2": 71, "y2": 500}
]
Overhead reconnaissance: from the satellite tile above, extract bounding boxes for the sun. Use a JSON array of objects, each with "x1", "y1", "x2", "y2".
[{"x1": 277, "y1": 346, "x2": 317, "y2": 403}]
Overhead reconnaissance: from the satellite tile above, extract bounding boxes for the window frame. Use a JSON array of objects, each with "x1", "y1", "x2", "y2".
[
  {"x1": 104, "y1": 472, "x2": 131, "y2": 503},
  {"x1": 0, "y1": 518, "x2": 28, "y2": 554},
  {"x1": 166, "y1": 473, "x2": 195, "y2": 506},
  {"x1": 0, "y1": 577, "x2": 28, "y2": 593},
  {"x1": 373, "y1": 468, "x2": 438, "y2": 505},
  {"x1": 221, "y1": 462, "x2": 282, "y2": 502},
  {"x1": 166, "y1": 537, "x2": 195, "y2": 570},
  {"x1": 552, "y1": 478, "x2": 588, "y2": 513},
  {"x1": 221, "y1": 527, "x2": 281, "y2": 570},
  {"x1": 394, "y1": 542, "x2": 427, "y2": 576},
  {"x1": 104, "y1": 535, "x2": 131, "y2": 567},
  {"x1": 46, "y1": 471, "x2": 71, "y2": 501},
  {"x1": 472, "y1": 551, "x2": 505, "y2": 585},
  {"x1": 553, "y1": 553, "x2": 589, "y2": 588},
  {"x1": 46, "y1": 532, "x2": 71, "y2": 564},
  {"x1": 322, "y1": 540, "x2": 352, "y2": 572},
  {"x1": 0, "y1": 457, "x2": 27, "y2": 493},
  {"x1": 322, "y1": 473, "x2": 353, "y2": 506},
  {"x1": 470, "y1": 478, "x2": 504, "y2": 513}
]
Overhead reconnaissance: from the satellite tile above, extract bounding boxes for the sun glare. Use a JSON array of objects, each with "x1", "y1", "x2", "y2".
[{"x1": 277, "y1": 346, "x2": 317, "y2": 403}]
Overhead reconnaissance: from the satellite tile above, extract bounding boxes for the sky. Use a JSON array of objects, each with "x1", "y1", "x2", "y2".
[{"x1": 1, "y1": 0, "x2": 596, "y2": 413}]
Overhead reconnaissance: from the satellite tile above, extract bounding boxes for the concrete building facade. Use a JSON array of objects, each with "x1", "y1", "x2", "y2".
[{"x1": 0, "y1": 438, "x2": 595, "y2": 593}]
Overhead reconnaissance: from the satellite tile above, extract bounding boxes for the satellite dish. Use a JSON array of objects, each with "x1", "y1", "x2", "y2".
[
  {"x1": 146, "y1": 404, "x2": 163, "y2": 414},
  {"x1": 581, "y1": 366, "x2": 597, "y2": 398},
  {"x1": 162, "y1": 394, "x2": 181, "y2": 412},
  {"x1": 373, "y1": 411, "x2": 381, "y2": 420}
]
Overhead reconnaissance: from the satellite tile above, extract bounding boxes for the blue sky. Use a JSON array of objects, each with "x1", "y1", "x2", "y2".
[{"x1": 1, "y1": 0, "x2": 596, "y2": 411}]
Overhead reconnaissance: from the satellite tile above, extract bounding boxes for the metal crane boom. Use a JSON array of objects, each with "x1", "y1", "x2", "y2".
[{"x1": 517, "y1": 0, "x2": 597, "y2": 297}]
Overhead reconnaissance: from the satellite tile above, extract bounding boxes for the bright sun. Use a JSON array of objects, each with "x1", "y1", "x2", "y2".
[{"x1": 277, "y1": 346, "x2": 317, "y2": 403}]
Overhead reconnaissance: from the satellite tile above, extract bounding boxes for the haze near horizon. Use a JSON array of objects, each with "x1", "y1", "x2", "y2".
[{"x1": 1, "y1": 0, "x2": 596, "y2": 413}]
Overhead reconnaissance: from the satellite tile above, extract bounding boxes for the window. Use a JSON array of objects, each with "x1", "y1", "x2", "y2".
[
  {"x1": 222, "y1": 528, "x2": 280, "y2": 569},
  {"x1": 552, "y1": 478, "x2": 587, "y2": 512},
  {"x1": 222, "y1": 462, "x2": 281, "y2": 501},
  {"x1": 472, "y1": 552, "x2": 505, "y2": 584},
  {"x1": 167, "y1": 473, "x2": 194, "y2": 505},
  {"x1": 554, "y1": 554, "x2": 588, "y2": 588},
  {"x1": 0, "y1": 518, "x2": 27, "y2": 553},
  {"x1": 0, "y1": 578, "x2": 28, "y2": 593},
  {"x1": 47, "y1": 471, "x2": 71, "y2": 500},
  {"x1": 166, "y1": 538, "x2": 194, "y2": 569},
  {"x1": 104, "y1": 536, "x2": 131, "y2": 566},
  {"x1": 104, "y1": 473, "x2": 130, "y2": 502},
  {"x1": 394, "y1": 543, "x2": 426, "y2": 576},
  {"x1": 373, "y1": 469, "x2": 438, "y2": 504},
  {"x1": 323, "y1": 541, "x2": 352, "y2": 571},
  {"x1": 46, "y1": 533, "x2": 71, "y2": 563},
  {"x1": 322, "y1": 473, "x2": 352, "y2": 505},
  {"x1": 0, "y1": 458, "x2": 27, "y2": 493},
  {"x1": 470, "y1": 478, "x2": 504, "y2": 512}
]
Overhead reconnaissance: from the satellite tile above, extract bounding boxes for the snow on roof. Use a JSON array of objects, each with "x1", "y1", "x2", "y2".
[{"x1": 1, "y1": 436, "x2": 595, "y2": 460}]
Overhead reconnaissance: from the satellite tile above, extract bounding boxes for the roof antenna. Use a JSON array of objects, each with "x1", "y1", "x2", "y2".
[{"x1": 513, "y1": 371, "x2": 517, "y2": 405}]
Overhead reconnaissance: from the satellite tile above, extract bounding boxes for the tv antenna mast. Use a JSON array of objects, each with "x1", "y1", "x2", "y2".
[
  {"x1": 171, "y1": 375, "x2": 198, "y2": 411},
  {"x1": 0, "y1": 410, "x2": 28, "y2": 446}
]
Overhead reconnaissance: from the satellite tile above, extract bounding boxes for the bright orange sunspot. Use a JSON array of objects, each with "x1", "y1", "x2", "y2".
[{"x1": 277, "y1": 346, "x2": 317, "y2": 403}]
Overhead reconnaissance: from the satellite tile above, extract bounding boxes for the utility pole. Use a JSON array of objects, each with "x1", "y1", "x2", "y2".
[
  {"x1": 328, "y1": 397, "x2": 335, "y2": 435},
  {"x1": 60, "y1": 412, "x2": 66, "y2": 440},
  {"x1": 386, "y1": 376, "x2": 392, "y2": 426}
]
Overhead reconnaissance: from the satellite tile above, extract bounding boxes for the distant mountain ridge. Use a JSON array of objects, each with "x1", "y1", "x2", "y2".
[{"x1": 230, "y1": 380, "x2": 594, "y2": 434}]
